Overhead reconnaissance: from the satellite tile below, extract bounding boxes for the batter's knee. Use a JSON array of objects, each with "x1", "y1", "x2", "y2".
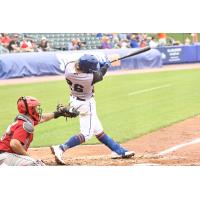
[
  {"x1": 95, "y1": 131, "x2": 104, "y2": 139},
  {"x1": 82, "y1": 133, "x2": 93, "y2": 141},
  {"x1": 77, "y1": 133, "x2": 86, "y2": 143}
]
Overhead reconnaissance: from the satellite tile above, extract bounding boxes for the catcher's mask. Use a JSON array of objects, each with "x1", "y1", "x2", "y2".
[
  {"x1": 78, "y1": 54, "x2": 98, "y2": 73},
  {"x1": 17, "y1": 96, "x2": 42, "y2": 123}
]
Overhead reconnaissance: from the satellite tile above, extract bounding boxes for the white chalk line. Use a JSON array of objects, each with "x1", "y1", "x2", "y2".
[
  {"x1": 128, "y1": 84, "x2": 171, "y2": 96},
  {"x1": 157, "y1": 137, "x2": 200, "y2": 156},
  {"x1": 134, "y1": 163, "x2": 160, "y2": 166}
]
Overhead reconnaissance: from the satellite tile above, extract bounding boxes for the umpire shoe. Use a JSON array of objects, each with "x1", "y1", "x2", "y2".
[
  {"x1": 50, "y1": 145, "x2": 65, "y2": 165},
  {"x1": 111, "y1": 151, "x2": 135, "y2": 159}
]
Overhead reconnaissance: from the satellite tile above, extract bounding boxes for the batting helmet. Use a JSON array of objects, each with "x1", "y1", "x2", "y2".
[
  {"x1": 78, "y1": 54, "x2": 99, "y2": 73},
  {"x1": 17, "y1": 96, "x2": 42, "y2": 123}
]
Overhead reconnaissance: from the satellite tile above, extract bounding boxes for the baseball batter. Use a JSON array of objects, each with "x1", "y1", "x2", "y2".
[
  {"x1": 0, "y1": 96, "x2": 78, "y2": 166},
  {"x1": 51, "y1": 54, "x2": 135, "y2": 165}
]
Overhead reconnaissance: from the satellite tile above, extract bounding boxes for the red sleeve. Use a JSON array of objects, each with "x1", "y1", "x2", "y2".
[
  {"x1": 34, "y1": 121, "x2": 39, "y2": 126},
  {"x1": 12, "y1": 125, "x2": 28, "y2": 145}
]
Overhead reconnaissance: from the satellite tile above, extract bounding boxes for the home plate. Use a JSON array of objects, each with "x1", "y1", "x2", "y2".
[{"x1": 134, "y1": 163, "x2": 160, "y2": 166}]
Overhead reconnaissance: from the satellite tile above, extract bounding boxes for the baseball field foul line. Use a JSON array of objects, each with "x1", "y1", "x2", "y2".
[
  {"x1": 157, "y1": 137, "x2": 200, "y2": 156},
  {"x1": 128, "y1": 84, "x2": 171, "y2": 96}
]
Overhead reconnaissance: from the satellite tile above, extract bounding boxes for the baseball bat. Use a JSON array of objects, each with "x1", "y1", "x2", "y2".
[{"x1": 110, "y1": 46, "x2": 151, "y2": 63}]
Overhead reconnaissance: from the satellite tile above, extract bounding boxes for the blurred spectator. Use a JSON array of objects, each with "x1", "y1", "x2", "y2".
[
  {"x1": 7, "y1": 34, "x2": 21, "y2": 52},
  {"x1": 100, "y1": 36, "x2": 112, "y2": 49},
  {"x1": 29, "y1": 39, "x2": 38, "y2": 52},
  {"x1": 167, "y1": 37, "x2": 175, "y2": 46},
  {"x1": 184, "y1": 37, "x2": 191, "y2": 45},
  {"x1": 105, "y1": 33, "x2": 113, "y2": 40},
  {"x1": 67, "y1": 38, "x2": 77, "y2": 50},
  {"x1": 173, "y1": 40, "x2": 181, "y2": 46},
  {"x1": 137, "y1": 33, "x2": 147, "y2": 43},
  {"x1": 1, "y1": 33, "x2": 11, "y2": 48},
  {"x1": 77, "y1": 38, "x2": 86, "y2": 50},
  {"x1": 157, "y1": 33, "x2": 167, "y2": 46},
  {"x1": 38, "y1": 36, "x2": 50, "y2": 51},
  {"x1": 148, "y1": 36, "x2": 158, "y2": 48},
  {"x1": 126, "y1": 33, "x2": 133, "y2": 40},
  {"x1": 0, "y1": 43, "x2": 9, "y2": 54},
  {"x1": 140, "y1": 39, "x2": 147, "y2": 48},
  {"x1": 112, "y1": 37, "x2": 121, "y2": 49},
  {"x1": 130, "y1": 34, "x2": 139, "y2": 48},
  {"x1": 112, "y1": 33, "x2": 119, "y2": 41},
  {"x1": 191, "y1": 33, "x2": 198, "y2": 45},
  {"x1": 119, "y1": 39, "x2": 130, "y2": 49},
  {"x1": 67, "y1": 38, "x2": 84, "y2": 50},
  {"x1": 20, "y1": 37, "x2": 34, "y2": 52},
  {"x1": 118, "y1": 33, "x2": 127, "y2": 40},
  {"x1": 96, "y1": 33, "x2": 103, "y2": 39}
]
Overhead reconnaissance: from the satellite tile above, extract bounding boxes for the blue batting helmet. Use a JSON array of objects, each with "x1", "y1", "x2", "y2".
[{"x1": 78, "y1": 54, "x2": 99, "y2": 73}]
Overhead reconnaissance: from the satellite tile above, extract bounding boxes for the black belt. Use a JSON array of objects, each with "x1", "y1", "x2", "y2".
[
  {"x1": 76, "y1": 97, "x2": 86, "y2": 101},
  {"x1": 71, "y1": 95, "x2": 94, "y2": 101}
]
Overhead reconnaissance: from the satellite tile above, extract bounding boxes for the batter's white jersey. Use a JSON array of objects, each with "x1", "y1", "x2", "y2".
[
  {"x1": 65, "y1": 63, "x2": 94, "y2": 100},
  {"x1": 64, "y1": 63, "x2": 103, "y2": 140}
]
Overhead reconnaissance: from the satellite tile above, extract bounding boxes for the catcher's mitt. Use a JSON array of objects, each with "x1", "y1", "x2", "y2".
[{"x1": 54, "y1": 104, "x2": 79, "y2": 119}]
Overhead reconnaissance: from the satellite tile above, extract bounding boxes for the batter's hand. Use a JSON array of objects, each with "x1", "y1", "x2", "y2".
[{"x1": 99, "y1": 57, "x2": 111, "y2": 69}]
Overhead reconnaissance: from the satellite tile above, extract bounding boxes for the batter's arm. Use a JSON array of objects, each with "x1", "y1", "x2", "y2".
[{"x1": 92, "y1": 64, "x2": 110, "y2": 84}]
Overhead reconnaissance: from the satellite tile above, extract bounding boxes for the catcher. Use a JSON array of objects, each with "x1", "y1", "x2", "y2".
[{"x1": 0, "y1": 96, "x2": 79, "y2": 166}]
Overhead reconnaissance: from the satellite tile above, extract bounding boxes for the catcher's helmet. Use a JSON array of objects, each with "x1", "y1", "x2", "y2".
[
  {"x1": 78, "y1": 54, "x2": 98, "y2": 73},
  {"x1": 17, "y1": 96, "x2": 42, "y2": 123}
]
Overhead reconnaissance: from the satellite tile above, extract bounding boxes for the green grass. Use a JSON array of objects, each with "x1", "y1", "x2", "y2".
[{"x1": 0, "y1": 68, "x2": 200, "y2": 147}]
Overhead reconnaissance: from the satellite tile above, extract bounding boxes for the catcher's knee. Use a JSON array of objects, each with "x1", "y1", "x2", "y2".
[
  {"x1": 21, "y1": 159, "x2": 45, "y2": 166},
  {"x1": 18, "y1": 156, "x2": 45, "y2": 166}
]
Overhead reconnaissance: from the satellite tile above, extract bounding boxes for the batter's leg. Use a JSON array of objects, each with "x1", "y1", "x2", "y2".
[
  {"x1": 51, "y1": 109, "x2": 95, "y2": 165},
  {"x1": 96, "y1": 132, "x2": 135, "y2": 159},
  {"x1": 60, "y1": 133, "x2": 85, "y2": 151},
  {"x1": 51, "y1": 133, "x2": 86, "y2": 165}
]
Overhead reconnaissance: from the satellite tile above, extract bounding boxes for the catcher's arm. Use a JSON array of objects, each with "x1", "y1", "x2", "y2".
[
  {"x1": 39, "y1": 113, "x2": 55, "y2": 123},
  {"x1": 39, "y1": 104, "x2": 79, "y2": 123}
]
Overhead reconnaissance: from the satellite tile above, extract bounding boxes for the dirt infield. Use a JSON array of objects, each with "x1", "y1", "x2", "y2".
[
  {"x1": 28, "y1": 115, "x2": 200, "y2": 166},
  {"x1": 2, "y1": 63, "x2": 200, "y2": 166}
]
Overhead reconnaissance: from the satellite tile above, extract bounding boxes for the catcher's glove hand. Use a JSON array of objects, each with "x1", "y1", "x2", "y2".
[{"x1": 54, "y1": 104, "x2": 79, "y2": 119}]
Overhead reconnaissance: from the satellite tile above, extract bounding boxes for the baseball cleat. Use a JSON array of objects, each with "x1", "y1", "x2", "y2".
[
  {"x1": 111, "y1": 151, "x2": 135, "y2": 159},
  {"x1": 50, "y1": 145, "x2": 65, "y2": 165}
]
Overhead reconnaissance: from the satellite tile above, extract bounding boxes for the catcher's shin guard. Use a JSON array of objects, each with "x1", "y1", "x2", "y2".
[
  {"x1": 96, "y1": 132, "x2": 126, "y2": 156},
  {"x1": 61, "y1": 134, "x2": 85, "y2": 151}
]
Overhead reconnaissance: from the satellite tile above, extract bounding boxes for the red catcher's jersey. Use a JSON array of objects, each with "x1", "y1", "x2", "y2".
[{"x1": 0, "y1": 119, "x2": 34, "y2": 153}]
